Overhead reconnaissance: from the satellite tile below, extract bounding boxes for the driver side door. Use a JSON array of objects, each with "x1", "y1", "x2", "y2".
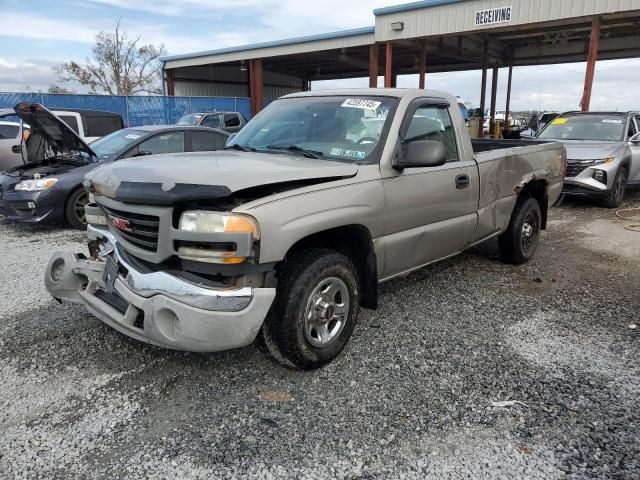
[{"x1": 382, "y1": 100, "x2": 477, "y2": 278}]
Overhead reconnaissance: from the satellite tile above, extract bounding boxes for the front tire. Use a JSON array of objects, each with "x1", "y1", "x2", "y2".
[
  {"x1": 262, "y1": 248, "x2": 360, "y2": 370},
  {"x1": 602, "y1": 167, "x2": 628, "y2": 209},
  {"x1": 498, "y1": 197, "x2": 542, "y2": 265},
  {"x1": 65, "y1": 188, "x2": 89, "y2": 230}
]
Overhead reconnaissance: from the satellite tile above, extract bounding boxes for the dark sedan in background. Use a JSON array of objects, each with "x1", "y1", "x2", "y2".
[{"x1": 0, "y1": 103, "x2": 229, "y2": 229}]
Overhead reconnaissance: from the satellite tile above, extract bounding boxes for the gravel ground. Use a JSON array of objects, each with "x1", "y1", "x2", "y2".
[{"x1": 1, "y1": 192, "x2": 639, "y2": 479}]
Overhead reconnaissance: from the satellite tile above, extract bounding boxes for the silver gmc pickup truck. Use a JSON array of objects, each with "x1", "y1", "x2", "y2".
[{"x1": 45, "y1": 89, "x2": 565, "y2": 369}]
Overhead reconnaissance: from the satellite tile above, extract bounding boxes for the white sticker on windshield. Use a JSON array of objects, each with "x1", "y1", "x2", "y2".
[
  {"x1": 602, "y1": 119, "x2": 623, "y2": 124},
  {"x1": 341, "y1": 99, "x2": 382, "y2": 110},
  {"x1": 125, "y1": 134, "x2": 140, "y2": 139},
  {"x1": 330, "y1": 147, "x2": 366, "y2": 159}
]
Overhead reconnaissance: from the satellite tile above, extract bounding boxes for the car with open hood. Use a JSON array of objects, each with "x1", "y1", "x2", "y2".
[{"x1": 0, "y1": 102, "x2": 229, "y2": 228}]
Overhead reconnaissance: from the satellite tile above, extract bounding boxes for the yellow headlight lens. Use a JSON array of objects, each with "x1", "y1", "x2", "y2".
[{"x1": 178, "y1": 211, "x2": 259, "y2": 240}]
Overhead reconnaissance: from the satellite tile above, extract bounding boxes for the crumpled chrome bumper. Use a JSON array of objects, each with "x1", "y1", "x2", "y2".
[{"x1": 44, "y1": 226, "x2": 276, "y2": 352}]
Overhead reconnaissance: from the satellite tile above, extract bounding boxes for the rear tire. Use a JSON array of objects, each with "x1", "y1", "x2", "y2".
[
  {"x1": 65, "y1": 188, "x2": 89, "y2": 230},
  {"x1": 498, "y1": 197, "x2": 542, "y2": 265},
  {"x1": 262, "y1": 248, "x2": 360, "y2": 370},
  {"x1": 602, "y1": 167, "x2": 627, "y2": 209}
]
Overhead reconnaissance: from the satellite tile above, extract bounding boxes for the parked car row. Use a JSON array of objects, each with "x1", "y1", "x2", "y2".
[
  {"x1": 1, "y1": 89, "x2": 637, "y2": 370},
  {"x1": 0, "y1": 103, "x2": 231, "y2": 228}
]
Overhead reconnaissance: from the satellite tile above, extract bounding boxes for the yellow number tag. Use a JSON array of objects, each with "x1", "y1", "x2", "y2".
[{"x1": 552, "y1": 118, "x2": 568, "y2": 125}]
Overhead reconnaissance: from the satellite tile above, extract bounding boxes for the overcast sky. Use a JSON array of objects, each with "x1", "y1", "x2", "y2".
[{"x1": 0, "y1": 0, "x2": 638, "y2": 112}]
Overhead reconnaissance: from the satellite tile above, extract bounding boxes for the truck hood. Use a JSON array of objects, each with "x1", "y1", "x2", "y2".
[
  {"x1": 558, "y1": 140, "x2": 623, "y2": 161},
  {"x1": 86, "y1": 151, "x2": 359, "y2": 204},
  {"x1": 12, "y1": 102, "x2": 96, "y2": 157}
]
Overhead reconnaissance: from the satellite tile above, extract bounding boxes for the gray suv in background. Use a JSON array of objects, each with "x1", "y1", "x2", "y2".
[{"x1": 537, "y1": 111, "x2": 640, "y2": 207}]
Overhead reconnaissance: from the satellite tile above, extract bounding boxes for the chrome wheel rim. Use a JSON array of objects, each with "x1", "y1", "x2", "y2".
[
  {"x1": 521, "y1": 212, "x2": 539, "y2": 254},
  {"x1": 74, "y1": 193, "x2": 89, "y2": 225},
  {"x1": 303, "y1": 276, "x2": 350, "y2": 348}
]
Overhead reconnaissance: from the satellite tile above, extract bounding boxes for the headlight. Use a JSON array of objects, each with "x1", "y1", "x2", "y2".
[
  {"x1": 178, "y1": 211, "x2": 259, "y2": 239},
  {"x1": 592, "y1": 157, "x2": 615, "y2": 165},
  {"x1": 14, "y1": 178, "x2": 58, "y2": 191},
  {"x1": 178, "y1": 211, "x2": 259, "y2": 264}
]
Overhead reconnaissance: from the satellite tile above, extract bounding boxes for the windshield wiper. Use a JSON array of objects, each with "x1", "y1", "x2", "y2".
[
  {"x1": 266, "y1": 144, "x2": 324, "y2": 159},
  {"x1": 224, "y1": 143, "x2": 255, "y2": 152}
]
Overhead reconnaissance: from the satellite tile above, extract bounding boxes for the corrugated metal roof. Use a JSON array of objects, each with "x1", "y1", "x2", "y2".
[
  {"x1": 373, "y1": 0, "x2": 465, "y2": 16},
  {"x1": 160, "y1": 26, "x2": 375, "y2": 63}
]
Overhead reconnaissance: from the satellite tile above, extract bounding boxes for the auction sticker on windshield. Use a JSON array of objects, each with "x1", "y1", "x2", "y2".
[
  {"x1": 342, "y1": 99, "x2": 382, "y2": 110},
  {"x1": 602, "y1": 119, "x2": 623, "y2": 124},
  {"x1": 551, "y1": 118, "x2": 568, "y2": 125},
  {"x1": 330, "y1": 147, "x2": 366, "y2": 159}
]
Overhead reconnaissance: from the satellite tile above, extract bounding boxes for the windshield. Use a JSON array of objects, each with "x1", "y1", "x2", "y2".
[
  {"x1": 227, "y1": 96, "x2": 397, "y2": 162},
  {"x1": 176, "y1": 114, "x2": 203, "y2": 126},
  {"x1": 89, "y1": 129, "x2": 146, "y2": 159},
  {"x1": 537, "y1": 115, "x2": 626, "y2": 141}
]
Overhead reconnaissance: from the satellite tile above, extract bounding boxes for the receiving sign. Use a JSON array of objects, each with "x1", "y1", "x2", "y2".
[{"x1": 475, "y1": 6, "x2": 513, "y2": 26}]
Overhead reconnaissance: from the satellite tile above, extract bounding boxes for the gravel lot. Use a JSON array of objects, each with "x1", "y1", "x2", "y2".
[{"x1": 1, "y1": 192, "x2": 639, "y2": 479}]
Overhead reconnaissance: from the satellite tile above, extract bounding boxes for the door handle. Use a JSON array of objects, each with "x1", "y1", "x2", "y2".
[
  {"x1": 11, "y1": 145, "x2": 21, "y2": 153},
  {"x1": 455, "y1": 174, "x2": 470, "y2": 189}
]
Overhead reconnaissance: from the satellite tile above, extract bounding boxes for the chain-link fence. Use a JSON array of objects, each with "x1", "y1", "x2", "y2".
[{"x1": 0, "y1": 93, "x2": 252, "y2": 127}]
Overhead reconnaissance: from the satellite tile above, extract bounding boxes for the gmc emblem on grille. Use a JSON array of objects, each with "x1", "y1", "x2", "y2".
[{"x1": 110, "y1": 216, "x2": 132, "y2": 234}]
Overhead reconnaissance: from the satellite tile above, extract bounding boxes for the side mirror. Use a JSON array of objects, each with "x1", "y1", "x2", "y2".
[
  {"x1": 629, "y1": 133, "x2": 640, "y2": 144},
  {"x1": 133, "y1": 150, "x2": 153, "y2": 157},
  {"x1": 394, "y1": 140, "x2": 447, "y2": 169}
]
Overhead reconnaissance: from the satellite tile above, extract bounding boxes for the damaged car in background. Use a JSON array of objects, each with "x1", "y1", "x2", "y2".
[
  {"x1": 0, "y1": 103, "x2": 229, "y2": 228},
  {"x1": 45, "y1": 89, "x2": 566, "y2": 369}
]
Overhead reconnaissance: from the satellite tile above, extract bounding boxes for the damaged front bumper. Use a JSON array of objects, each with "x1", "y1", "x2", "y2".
[{"x1": 44, "y1": 226, "x2": 276, "y2": 352}]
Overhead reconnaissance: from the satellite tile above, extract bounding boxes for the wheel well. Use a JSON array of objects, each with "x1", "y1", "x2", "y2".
[
  {"x1": 283, "y1": 225, "x2": 378, "y2": 310},
  {"x1": 517, "y1": 180, "x2": 548, "y2": 229}
]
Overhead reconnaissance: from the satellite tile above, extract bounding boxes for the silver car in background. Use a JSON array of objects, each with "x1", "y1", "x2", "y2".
[
  {"x1": 0, "y1": 117, "x2": 28, "y2": 171},
  {"x1": 537, "y1": 111, "x2": 640, "y2": 207}
]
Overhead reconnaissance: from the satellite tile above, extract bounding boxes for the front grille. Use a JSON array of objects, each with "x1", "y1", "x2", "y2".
[
  {"x1": 101, "y1": 205, "x2": 160, "y2": 252},
  {"x1": 566, "y1": 159, "x2": 594, "y2": 178}
]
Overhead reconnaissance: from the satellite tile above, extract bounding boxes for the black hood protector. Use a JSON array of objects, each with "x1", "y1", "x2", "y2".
[{"x1": 113, "y1": 182, "x2": 233, "y2": 205}]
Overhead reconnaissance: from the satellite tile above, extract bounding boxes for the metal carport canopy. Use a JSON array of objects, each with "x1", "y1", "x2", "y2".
[{"x1": 160, "y1": 0, "x2": 640, "y2": 115}]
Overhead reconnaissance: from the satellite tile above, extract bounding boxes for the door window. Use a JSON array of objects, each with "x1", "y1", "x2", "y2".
[
  {"x1": 136, "y1": 131, "x2": 185, "y2": 155},
  {"x1": 203, "y1": 114, "x2": 223, "y2": 129},
  {"x1": 190, "y1": 130, "x2": 227, "y2": 151},
  {"x1": 224, "y1": 113, "x2": 241, "y2": 128},
  {"x1": 57, "y1": 115, "x2": 80, "y2": 134},
  {"x1": 0, "y1": 124, "x2": 19, "y2": 139},
  {"x1": 404, "y1": 105, "x2": 459, "y2": 161}
]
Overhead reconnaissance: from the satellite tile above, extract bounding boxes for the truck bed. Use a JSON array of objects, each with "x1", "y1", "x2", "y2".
[{"x1": 471, "y1": 138, "x2": 550, "y2": 153}]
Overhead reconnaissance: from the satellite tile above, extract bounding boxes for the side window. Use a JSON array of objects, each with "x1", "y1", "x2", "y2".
[
  {"x1": 203, "y1": 114, "x2": 223, "y2": 129},
  {"x1": 0, "y1": 125, "x2": 19, "y2": 139},
  {"x1": 633, "y1": 116, "x2": 640, "y2": 137},
  {"x1": 87, "y1": 116, "x2": 123, "y2": 137},
  {"x1": 224, "y1": 113, "x2": 241, "y2": 128},
  {"x1": 58, "y1": 115, "x2": 80, "y2": 134},
  {"x1": 190, "y1": 131, "x2": 216, "y2": 152},
  {"x1": 137, "y1": 132, "x2": 185, "y2": 155},
  {"x1": 404, "y1": 105, "x2": 459, "y2": 161}
]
